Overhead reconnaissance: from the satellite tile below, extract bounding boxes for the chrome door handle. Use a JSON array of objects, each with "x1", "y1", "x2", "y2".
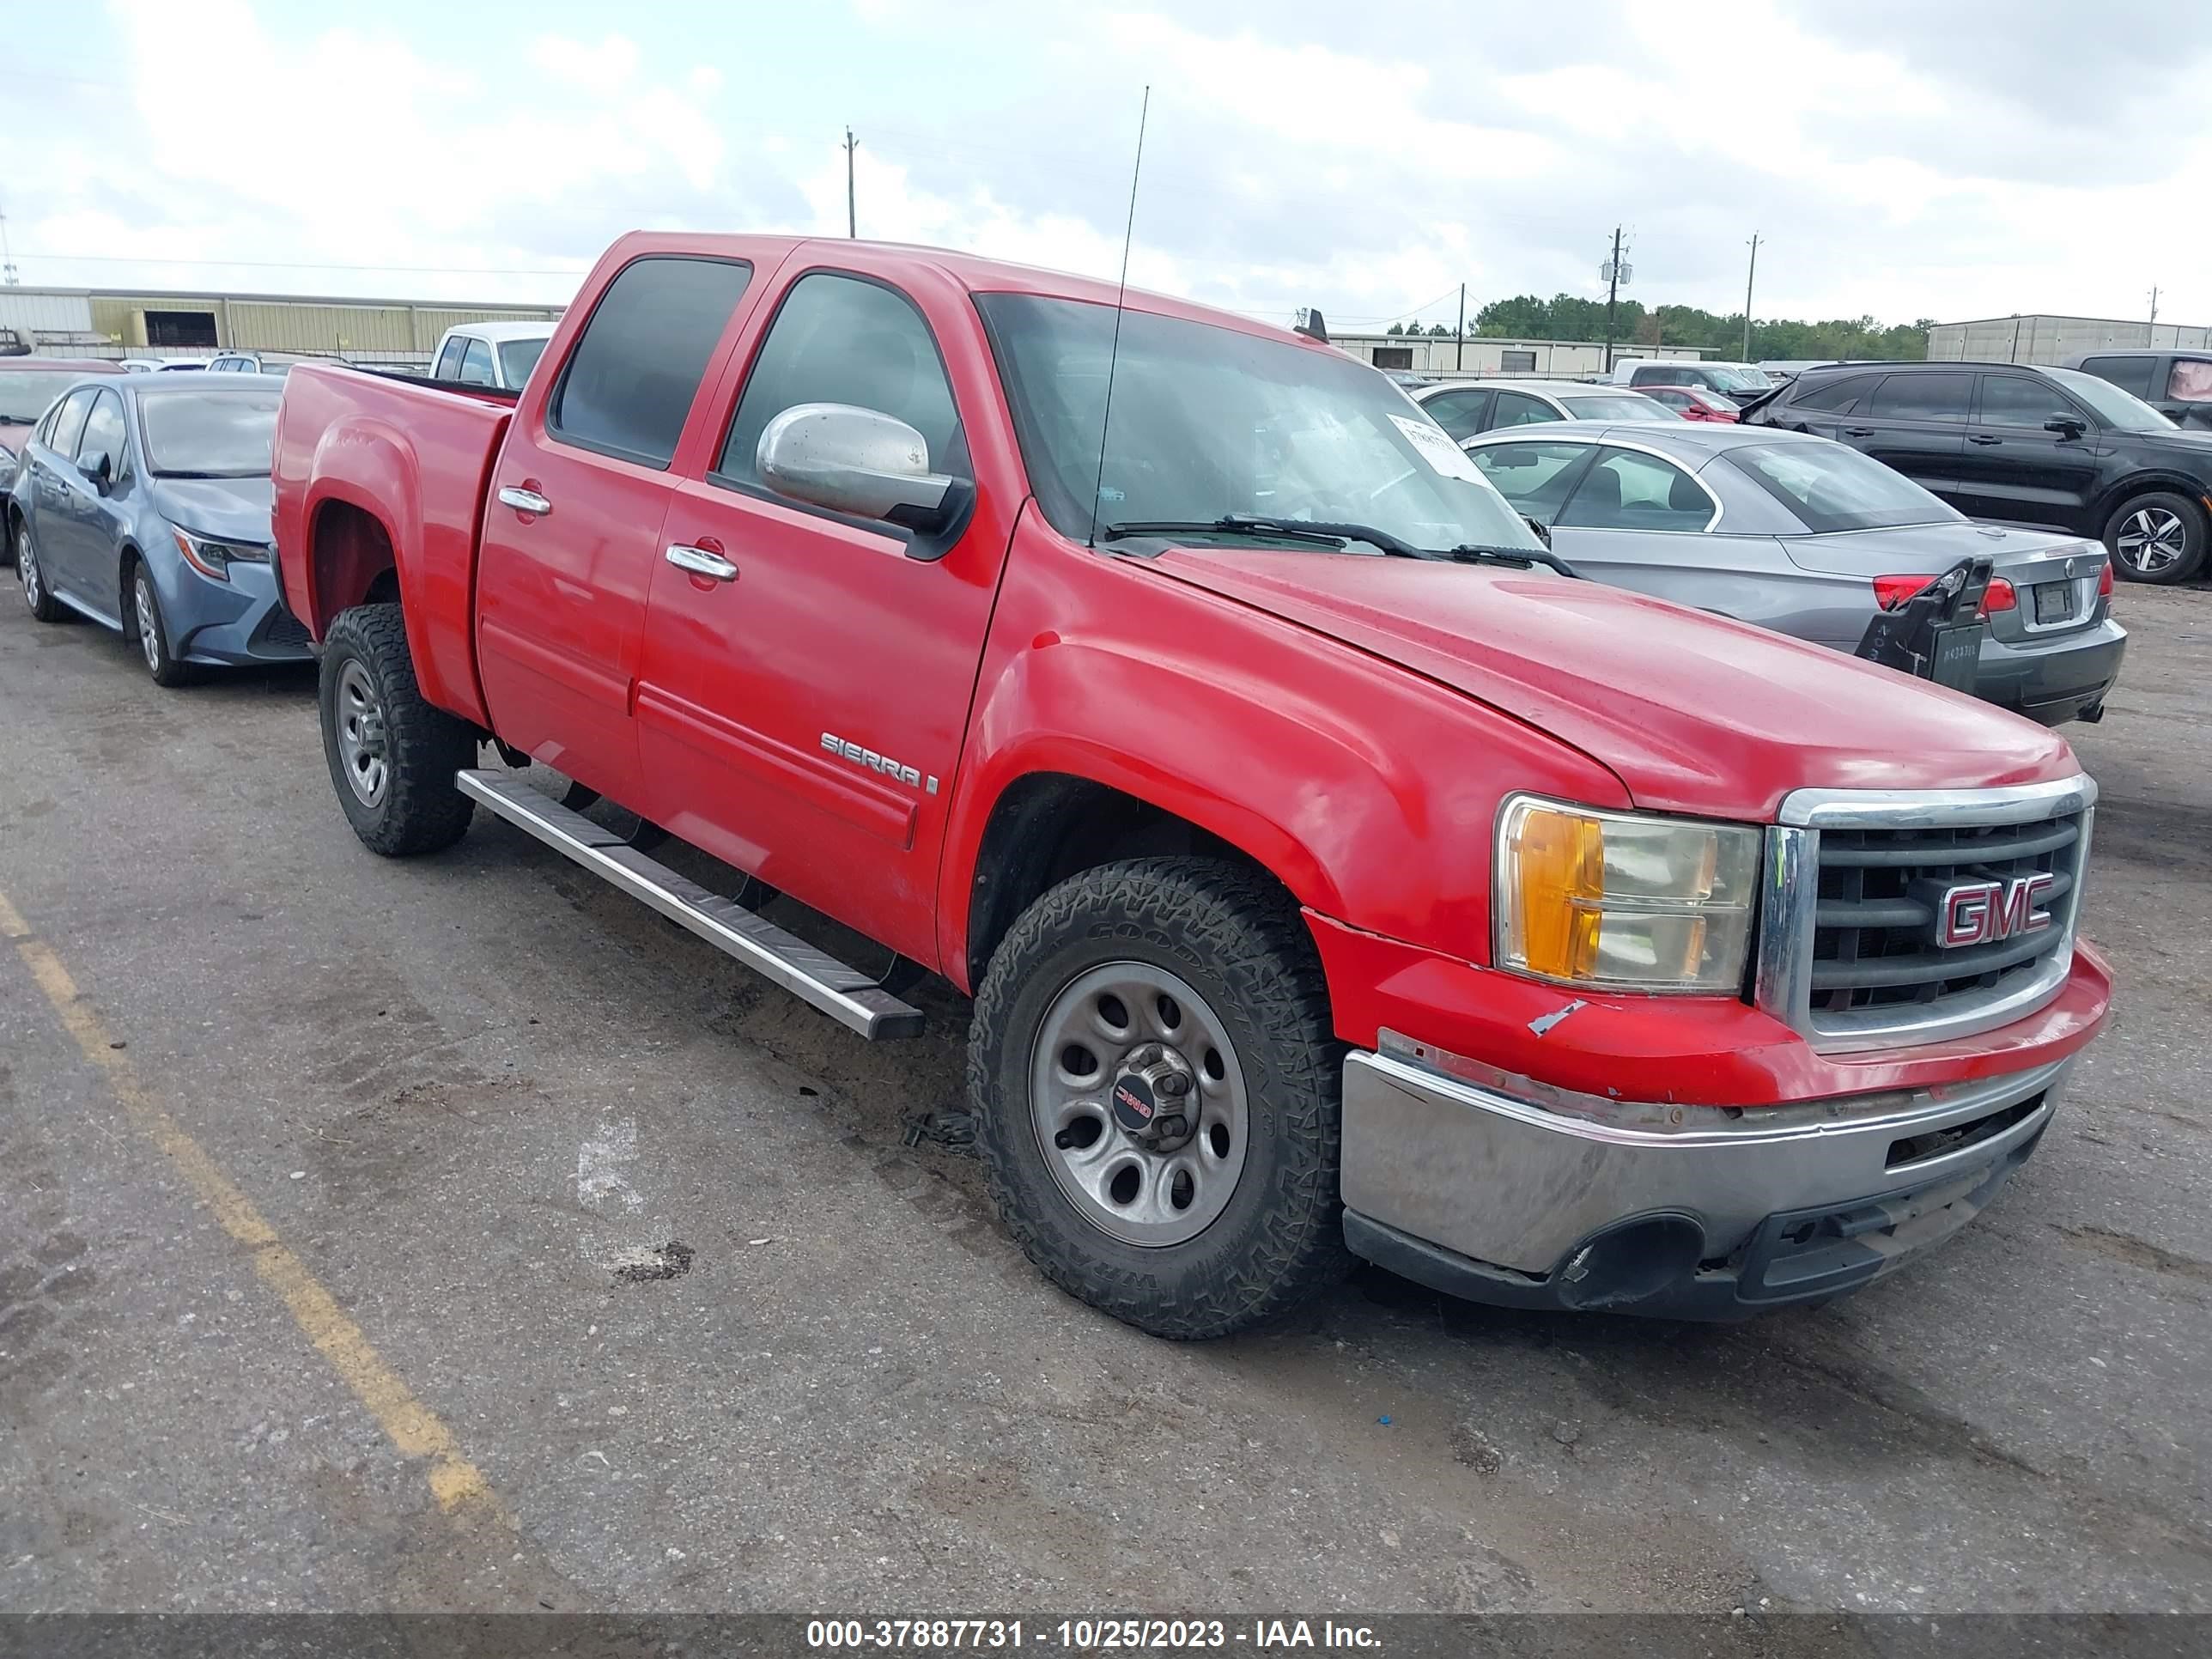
[
  {"x1": 665, "y1": 544, "x2": 738, "y2": 581},
  {"x1": 497, "y1": 485, "x2": 552, "y2": 515}
]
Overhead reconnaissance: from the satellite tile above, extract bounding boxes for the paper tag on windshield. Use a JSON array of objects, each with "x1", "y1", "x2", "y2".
[{"x1": 1391, "y1": 414, "x2": 1482, "y2": 483}]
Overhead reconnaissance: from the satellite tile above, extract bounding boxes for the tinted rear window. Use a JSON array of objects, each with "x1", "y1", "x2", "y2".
[
  {"x1": 1869, "y1": 373, "x2": 1970, "y2": 422},
  {"x1": 549, "y1": 257, "x2": 753, "y2": 467},
  {"x1": 2079, "y1": 355, "x2": 2155, "y2": 398},
  {"x1": 1787, "y1": 374, "x2": 1874, "y2": 414}
]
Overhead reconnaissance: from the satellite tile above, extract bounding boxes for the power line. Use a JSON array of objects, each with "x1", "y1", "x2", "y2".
[{"x1": 15, "y1": 251, "x2": 590, "y2": 277}]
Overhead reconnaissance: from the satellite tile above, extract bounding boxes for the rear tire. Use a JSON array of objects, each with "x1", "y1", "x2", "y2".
[
  {"x1": 2103, "y1": 490, "x2": 2207, "y2": 585},
  {"x1": 969, "y1": 857, "x2": 1350, "y2": 1340},
  {"x1": 15, "y1": 520, "x2": 65, "y2": 624},
  {"x1": 319, "y1": 603, "x2": 477, "y2": 856}
]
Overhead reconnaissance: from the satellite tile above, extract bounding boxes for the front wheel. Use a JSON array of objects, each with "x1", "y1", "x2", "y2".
[
  {"x1": 16, "y1": 520, "x2": 65, "y2": 623},
  {"x1": 319, "y1": 603, "x2": 477, "y2": 856},
  {"x1": 2104, "y1": 491, "x2": 2207, "y2": 585},
  {"x1": 969, "y1": 857, "x2": 1350, "y2": 1340},
  {"x1": 127, "y1": 561, "x2": 198, "y2": 687}
]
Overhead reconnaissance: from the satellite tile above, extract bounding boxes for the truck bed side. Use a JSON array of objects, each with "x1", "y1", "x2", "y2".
[{"x1": 271, "y1": 364, "x2": 514, "y2": 726}]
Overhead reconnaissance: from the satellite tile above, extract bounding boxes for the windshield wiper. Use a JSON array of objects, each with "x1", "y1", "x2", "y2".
[
  {"x1": 1101, "y1": 517, "x2": 1348, "y2": 549},
  {"x1": 1439, "y1": 543, "x2": 1581, "y2": 579}
]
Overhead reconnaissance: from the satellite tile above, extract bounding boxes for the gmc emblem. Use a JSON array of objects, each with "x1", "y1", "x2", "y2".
[{"x1": 1933, "y1": 873, "x2": 2057, "y2": 949}]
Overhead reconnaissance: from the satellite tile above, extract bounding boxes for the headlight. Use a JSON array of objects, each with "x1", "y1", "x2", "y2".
[
  {"x1": 1495, "y1": 797, "x2": 1759, "y2": 993},
  {"x1": 172, "y1": 528, "x2": 270, "y2": 581}
]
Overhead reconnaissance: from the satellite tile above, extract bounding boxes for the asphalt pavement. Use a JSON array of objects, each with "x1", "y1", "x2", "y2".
[{"x1": 1, "y1": 577, "x2": 2207, "y2": 1617}]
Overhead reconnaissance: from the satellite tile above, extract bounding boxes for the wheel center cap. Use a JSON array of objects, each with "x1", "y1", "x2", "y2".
[{"x1": 1110, "y1": 1047, "x2": 1197, "y2": 1145}]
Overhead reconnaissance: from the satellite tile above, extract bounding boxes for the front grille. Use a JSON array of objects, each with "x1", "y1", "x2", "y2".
[{"x1": 1808, "y1": 810, "x2": 2083, "y2": 1027}]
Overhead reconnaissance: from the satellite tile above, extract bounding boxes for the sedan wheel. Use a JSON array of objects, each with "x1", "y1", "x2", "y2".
[
  {"x1": 16, "y1": 521, "x2": 64, "y2": 623},
  {"x1": 135, "y1": 572, "x2": 163, "y2": 672},
  {"x1": 2118, "y1": 507, "x2": 2186, "y2": 574}
]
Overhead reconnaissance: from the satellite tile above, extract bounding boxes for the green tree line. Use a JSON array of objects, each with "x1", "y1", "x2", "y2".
[{"x1": 1383, "y1": 294, "x2": 1930, "y2": 361}]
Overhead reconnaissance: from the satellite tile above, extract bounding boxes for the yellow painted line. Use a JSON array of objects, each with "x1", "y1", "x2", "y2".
[{"x1": 0, "y1": 889, "x2": 506, "y2": 1526}]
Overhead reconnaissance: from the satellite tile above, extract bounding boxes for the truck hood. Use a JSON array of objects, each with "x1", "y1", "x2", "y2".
[{"x1": 1148, "y1": 547, "x2": 2076, "y2": 822}]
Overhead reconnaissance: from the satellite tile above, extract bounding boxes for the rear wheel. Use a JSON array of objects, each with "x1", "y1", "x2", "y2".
[
  {"x1": 2103, "y1": 490, "x2": 2207, "y2": 585},
  {"x1": 15, "y1": 520, "x2": 64, "y2": 623},
  {"x1": 969, "y1": 857, "x2": 1350, "y2": 1339},
  {"x1": 319, "y1": 603, "x2": 477, "y2": 856}
]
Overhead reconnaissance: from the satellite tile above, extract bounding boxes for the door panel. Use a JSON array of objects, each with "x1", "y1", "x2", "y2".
[
  {"x1": 474, "y1": 255, "x2": 757, "y2": 804},
  {"x1": 1952, "y1": 374, "x2": 2105, "y2": 531},
  {"x1": 634, "y1": 264, "x2": 1017, "y2": 966},
  {"x1": 1844, "y1": 373, "x2": 1969, "y2": 497}
]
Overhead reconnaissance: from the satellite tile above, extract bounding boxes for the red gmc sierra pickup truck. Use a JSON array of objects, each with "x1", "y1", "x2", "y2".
[{"x1": 270, "y1": 233, "x2": 2110, "y2": 1338}]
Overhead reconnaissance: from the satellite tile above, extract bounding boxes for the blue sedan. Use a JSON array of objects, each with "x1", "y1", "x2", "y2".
[{"x1": 7, "y1": 376, "x2": 308, "y2": 684}]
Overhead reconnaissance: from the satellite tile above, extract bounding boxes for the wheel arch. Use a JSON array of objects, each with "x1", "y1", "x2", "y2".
[
  {"x1": 957, "y1": 769, "x2": 1316, "y2": 995},
  {"x1": 2090, "y1": 470, "x2": 2212, "y2": 526}
]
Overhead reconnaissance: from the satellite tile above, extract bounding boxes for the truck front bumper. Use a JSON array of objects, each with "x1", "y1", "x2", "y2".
[{"x1": 1340, "y1": 1033, "x2": 2067, "y2": 1319}]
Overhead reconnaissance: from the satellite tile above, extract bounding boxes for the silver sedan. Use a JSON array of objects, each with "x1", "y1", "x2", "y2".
[{"x1": 1463, "y1": 421, "x2": 2127, "y2": 726}]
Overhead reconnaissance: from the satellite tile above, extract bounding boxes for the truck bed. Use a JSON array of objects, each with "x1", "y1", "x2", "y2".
[{"x1": 271, "y1": 363, "x2": 515, "y2": 725}]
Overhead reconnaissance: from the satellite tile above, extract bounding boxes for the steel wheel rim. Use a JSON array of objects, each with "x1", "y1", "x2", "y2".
[
  {"x1": 17, "y1": 527, "x2": 38, "y2": 610},
  {"x1": 2117, "y1": 507, "x2": 2186, "y2": 574},
  {"x1": 135, "y1": 574, "x2": 161, "y2": 670},
  {"x1": 1029, "y1": 960, "x2": 1249, "y2": 1248},
  {"x1": 335, "y1": 659, "x2": 390, "y2": 807}
]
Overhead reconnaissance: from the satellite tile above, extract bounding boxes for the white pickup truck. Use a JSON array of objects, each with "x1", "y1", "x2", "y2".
[{"x1": 428, "y1": 321, "x2": 554, "y2": 391}]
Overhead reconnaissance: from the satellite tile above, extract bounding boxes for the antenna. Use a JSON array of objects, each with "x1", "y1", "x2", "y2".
[{"x1": 1086, "y1": 84, "x2": 1152, "y2": 549}]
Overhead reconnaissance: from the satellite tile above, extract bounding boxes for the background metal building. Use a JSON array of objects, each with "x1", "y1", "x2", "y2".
[
  {"x1": 1927, "y1": 313, "x2": 2211, "y2": 366},
  {"x1": 0, "y1": 284, "x2": 566, "y2": 367}
]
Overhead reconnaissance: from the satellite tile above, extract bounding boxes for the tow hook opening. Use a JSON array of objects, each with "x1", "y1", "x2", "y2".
[{"x1": 1555, "y1": 1214, "x2": 1706, "y2": 1310}]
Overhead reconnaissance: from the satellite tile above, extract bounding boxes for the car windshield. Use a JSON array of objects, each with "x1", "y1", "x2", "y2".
[
  {"x1": 499, "y1": 337, "x2": 548, "y2": 386},
  {"x1": 2045, "y1": 366, "x2": 2176, "y2": 432},
  {"x1": 0, "y1": 372, "x2": 76, "y2": 423},
  {"x1": 975, "y1": 294, "x2": 1543, "y2": 553},
  {"x1": 1561, "y1": 393, "x2": 1676, "y2": 422},
  {"x1": 137, "y1": 388, "x2": 281, "y2": 477},
  {"x1": 1725, "y1": 439, "x2": 1958, "y2": 532},
  {"x1": 1706, "y1": 367, "x2": 1772, "y2": 392}
]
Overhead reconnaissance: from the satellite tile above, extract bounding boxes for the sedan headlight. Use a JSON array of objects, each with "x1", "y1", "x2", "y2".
[
  {"x1": 172, "y1": 527, "x2": 270, "y2": 582},
  {"x1": 1495, "y1": 797, "x2": 1760, "y2": 993}
]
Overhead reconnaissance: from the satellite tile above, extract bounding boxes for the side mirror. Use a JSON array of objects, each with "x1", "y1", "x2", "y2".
[
  {"x1": 1522, "y1": 514, "x2": 1553, "y2": 548},
  {"x1": 757, "y1": 403, "x2": 963, "y2": 540},
  {"x1": 2044, "y1": 414, "x2": 2087, "y2": 440},
  {"x1": 79, "y1": 449, "x2": 114, "y2": 491}
]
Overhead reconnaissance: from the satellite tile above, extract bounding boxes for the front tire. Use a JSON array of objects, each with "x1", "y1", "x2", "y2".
[
  {"x1": 16, "y1": 520, "x2": 64, "y2": 623},
  {"x1": 126, "y1": 560, "x2": 198, "y2": 687},
  {"x1": 319, "y1": 603, "x2": 477, "y2": 856},
  {"x1": 2104, "y1": 490, "x2": 2207, "y2": 585},
  {"x1": 970, "y1": 857, "x2": 1350, "y2": 1340}
]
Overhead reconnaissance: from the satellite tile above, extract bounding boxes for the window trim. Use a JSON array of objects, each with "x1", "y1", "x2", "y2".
[
  {"x1": 1510, "y1": 435, "x2": 1723, "y2": 533},
  {"x1": 544, "y1": 252, "x2": 757, "y2": 473},
  {"x1": 703, "y1": 264, "x2": 975, "y2": 556},
  {"x1": 76, "y1": 388, "x2": 128, "y2": 471}
]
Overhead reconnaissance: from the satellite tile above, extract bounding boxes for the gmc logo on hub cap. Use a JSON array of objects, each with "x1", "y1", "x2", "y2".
[{"x1": 1934, "y1": 873, "x2": 2057, "y2": 949}]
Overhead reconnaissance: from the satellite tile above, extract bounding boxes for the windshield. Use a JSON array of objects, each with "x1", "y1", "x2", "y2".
[
  {"x1": 499, "y1": 337, "x2": 549, "y2": 386},
  {"x1": 0, "y1": 372, "x2": 77, "y2": 424},
  {"x1": 975, "y1": 294, "x2": 1542, "y2": 553},
  {"x1": 2045, "y1": 366, "x2": 2176, "y2": 432},
  {"x1": 137, "y1": 388, "x2": 281, "y2": 477},
  {"x1": 1706, "y1": 366, "x2": 1772, "y2": 392},
  {"x1": 1726, "y1": 440, "x2": 1958, "y2": 532},
  {"x1": 1561, "y1": 393, "x2": 1677, "y2": 422}
]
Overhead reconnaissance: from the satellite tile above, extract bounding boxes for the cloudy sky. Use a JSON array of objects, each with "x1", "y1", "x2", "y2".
[{"x1": 8, "y1": 0, "x2": 2209, "y2": 332}]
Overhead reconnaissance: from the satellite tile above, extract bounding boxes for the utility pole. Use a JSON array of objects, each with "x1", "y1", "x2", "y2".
[
  {"x1": 843, "y1": 127, "x2": 859, "y2": 239},
  {"x1": 1455, "y1": 283, "x2": 1465, "y2": 372},
  {"x1": 2148, "y1": 284, "x2": 2160, "y2": 344},
  {"x1": 1742, "y1": 232, "x2": 1760, "y2": 362},
  {"x1": 1601, "y1": 226, "x2": 1627, "y2": 373}
]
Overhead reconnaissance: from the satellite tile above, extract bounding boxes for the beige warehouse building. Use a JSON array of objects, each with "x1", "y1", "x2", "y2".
[{"x1": 0, "y1": 284, "x2": 567, "y2": 368}]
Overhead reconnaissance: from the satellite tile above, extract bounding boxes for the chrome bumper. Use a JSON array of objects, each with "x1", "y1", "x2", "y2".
[{"x1": 1341, "y1": 1031, "x2": 2064, "y2": 1314}]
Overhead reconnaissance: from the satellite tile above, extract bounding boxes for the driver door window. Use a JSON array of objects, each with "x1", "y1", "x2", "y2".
[
  {"x1": 1557, "y1": 447, "x2": 1714, "y2": 532},
  {"x1": 76, "y1": 391, "x2": 126, "y2": 478},
  {"x1": 458, "y1": 338, "x2": 496, "y2": 386},
  {"x1": 718, "y1": 271, "x2": 967, "y2": 493},
  {"x1": 1491, "y1": 391, "x2": 1558, "y2": 428},
  {"x1": 1468, "y1": 440, "x2": 1594, "y2": 525}
]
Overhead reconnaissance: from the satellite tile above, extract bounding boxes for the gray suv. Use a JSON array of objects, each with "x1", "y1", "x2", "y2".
[{"x1": 1464, "y1": 421, "x2": 2125, "y2": 726}]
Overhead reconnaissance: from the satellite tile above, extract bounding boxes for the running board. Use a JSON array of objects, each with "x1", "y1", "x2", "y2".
[{"x1": 456, "y1": 769, "x2": 925, "y2": 1040}]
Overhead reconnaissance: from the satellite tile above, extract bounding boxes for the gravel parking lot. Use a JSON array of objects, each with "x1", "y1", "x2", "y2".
[{"x1": 2, "y1": 580, "x2": 2207, "y2": 1617}]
